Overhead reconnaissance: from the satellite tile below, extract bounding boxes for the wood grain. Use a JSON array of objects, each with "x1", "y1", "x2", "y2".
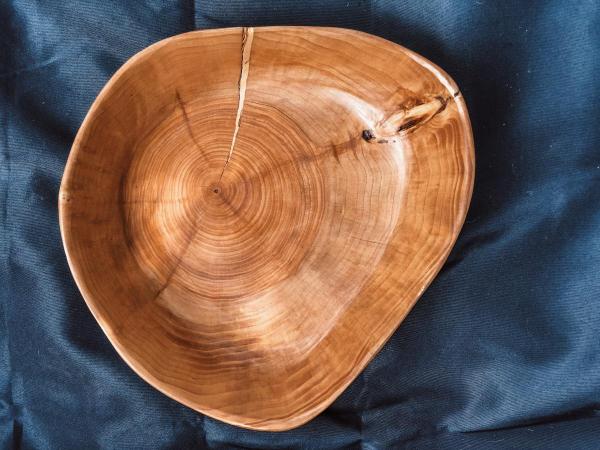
[{"x1": 59, "y1": 26, "x2": 474, "y2": 431}]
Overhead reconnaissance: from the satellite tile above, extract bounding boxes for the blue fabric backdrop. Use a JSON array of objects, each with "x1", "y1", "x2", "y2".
[{"x1": 1, "y1": 1, "x2": 599, "y2": 448}]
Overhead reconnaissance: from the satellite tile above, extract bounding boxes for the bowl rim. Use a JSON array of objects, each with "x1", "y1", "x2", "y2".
[{"x1": 59, "y1": 25, "x2": 475, "y2": 431}]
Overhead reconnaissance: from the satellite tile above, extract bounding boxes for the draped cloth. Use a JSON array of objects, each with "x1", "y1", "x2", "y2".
[{"x1": 1, "y1": 1, "x2": 599, "y2": 448}]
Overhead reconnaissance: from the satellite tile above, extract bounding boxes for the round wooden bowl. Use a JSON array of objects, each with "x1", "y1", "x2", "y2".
[{"x1": 59, "y1": 27, "x2": 474, "y2": 431}]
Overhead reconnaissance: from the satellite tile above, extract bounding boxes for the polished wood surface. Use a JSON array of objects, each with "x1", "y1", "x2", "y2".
[{"x1": 59, "y1": 26, "x2": 474, "y2": 431}]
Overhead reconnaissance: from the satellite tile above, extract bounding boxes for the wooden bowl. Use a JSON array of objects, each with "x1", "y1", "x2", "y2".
[{"x1": 59, "y1": 26, "x2": 474, "y2": 431}]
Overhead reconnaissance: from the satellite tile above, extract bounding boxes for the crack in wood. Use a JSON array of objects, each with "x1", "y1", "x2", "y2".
[
  {"x1": 219, "y1": 27, "x2": 254, "y2": 182},
  {"x1": 175, "y1": 90, "x2": 206, "y2": 160},
  {"x1": 151, "y1": 205, "x2": 205, "y2": 302}
]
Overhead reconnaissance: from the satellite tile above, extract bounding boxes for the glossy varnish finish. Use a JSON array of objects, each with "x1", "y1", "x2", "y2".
[{"x1": 59, "y1": 27, "x2": 474, "y2": 430}]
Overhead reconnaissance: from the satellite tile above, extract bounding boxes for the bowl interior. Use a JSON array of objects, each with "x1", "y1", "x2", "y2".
[{"x1": 60, "y1": 27, "x2": 473, "y2": 430}]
